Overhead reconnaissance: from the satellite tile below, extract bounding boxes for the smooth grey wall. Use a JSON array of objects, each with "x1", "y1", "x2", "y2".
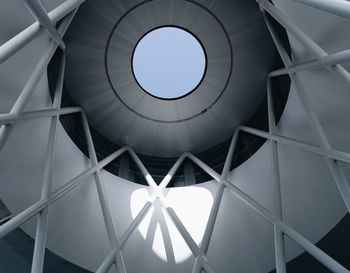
[{"x1": 0, "y1": 0, "x2": 350, "y2": 273}]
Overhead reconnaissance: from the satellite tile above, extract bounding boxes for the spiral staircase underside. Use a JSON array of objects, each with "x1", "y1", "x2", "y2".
[
  {"x1": 0, "y1": 0, "x2": 350, "y2": 273},
  {"x1": 64, "y1": 0, "x2": 277, "y2": 157},
  {"x1": 56, "y1": 0, "x2": 292, "y2": 185}
]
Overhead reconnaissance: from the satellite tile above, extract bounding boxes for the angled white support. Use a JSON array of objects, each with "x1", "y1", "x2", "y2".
[
  {"x1": 96, "y1": 248, "x2": 118, "y2": 273},
  {"x1": 192, "y1": 258, "x2": 202, "y2": 273},
  {"x1": 278, "y1": 221, "x2": 349, "y2": 273},
  {"x1": 23, "y1": 0, "x2": 66, "y2": 50},
  {"x1": 186, "y1": 152, "x2": 349, "y2": 272},
  {"x1": 0, "y1": 145, "x2": 128, "y2": 239},
  {"x1": 292, "y1": 0, "x2": 350, "y2": 19},
  {"x1": 0, "y1": 107, "x2": 81, "y2": 126},
  {"x1": 0, "y1": 200, "x2": 47, "y2": 239},
  {"x1": 0, "y1": 8, "x2": 77, "y2": 152},
  {"x1": 30, "y1": 50, "x2": 66, "y2": 273},
  {"x1": 262, "y1": 9, "x2": 350, "y2": 213},
  {"x1": 257, "y1": 0, "x2": 350, "y2": 86},
  {"x1": 80, "y1": 112, "x2": 127, "y2": 273},
  {"x1": 81, "y1": 113, "x2": 119, "y2": 247},
  {"x1": 163, "y1": 206, "x2": 217, "y2": 273},
  {"x1": 267, "y1": 78, "x2": 287, "y2": 273},
  {"x1": 126, "y1": 147, "x2": 158, "y2": 189},
  {"x1": 118, "y1": 202, "x2": 153, "y2": 249},
  {"x1": 239, "y1": 126, "x2": 350, "y2": 164},
  {"x1": 0, "y1": 0, "x2": 85, "y2": 64},
  {"x1": 191, "y1": 130, "x2": 240, "y2": 273},
  {"x1": 269, "y1": 48, "x2": 350, "y2": 77}
]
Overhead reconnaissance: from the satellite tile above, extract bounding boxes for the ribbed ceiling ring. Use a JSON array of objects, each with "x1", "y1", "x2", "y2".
[{"x1": 104, "y1": 0, "x2": 233, "y2": 123}]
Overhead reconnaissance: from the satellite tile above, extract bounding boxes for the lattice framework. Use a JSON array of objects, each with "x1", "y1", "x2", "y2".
[{"x1": 0, "y1": 0, "x2": 350, "y2": 273}]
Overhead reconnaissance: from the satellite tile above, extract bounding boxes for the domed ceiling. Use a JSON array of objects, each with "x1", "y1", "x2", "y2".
[{"x1": 63, "y1": 0, "x2": 280, "y2": 158}]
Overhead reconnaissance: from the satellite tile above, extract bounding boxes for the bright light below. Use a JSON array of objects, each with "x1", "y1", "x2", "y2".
[
  {"x1": 132, "y1": 27, "x2": 206, "y2": 99},
  {"x1": 131, "y1": 186, "x2": 213, "y2": 263}
]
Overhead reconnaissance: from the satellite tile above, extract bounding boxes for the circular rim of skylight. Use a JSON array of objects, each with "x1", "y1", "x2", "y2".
[{"x1": 131, "y1": 25, "x2": 208, "y2": 100}]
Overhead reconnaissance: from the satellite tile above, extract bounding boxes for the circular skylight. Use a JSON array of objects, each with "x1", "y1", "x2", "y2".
[{"x1": 132, "y1": 26, "x2": 206, "y2": 99}]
